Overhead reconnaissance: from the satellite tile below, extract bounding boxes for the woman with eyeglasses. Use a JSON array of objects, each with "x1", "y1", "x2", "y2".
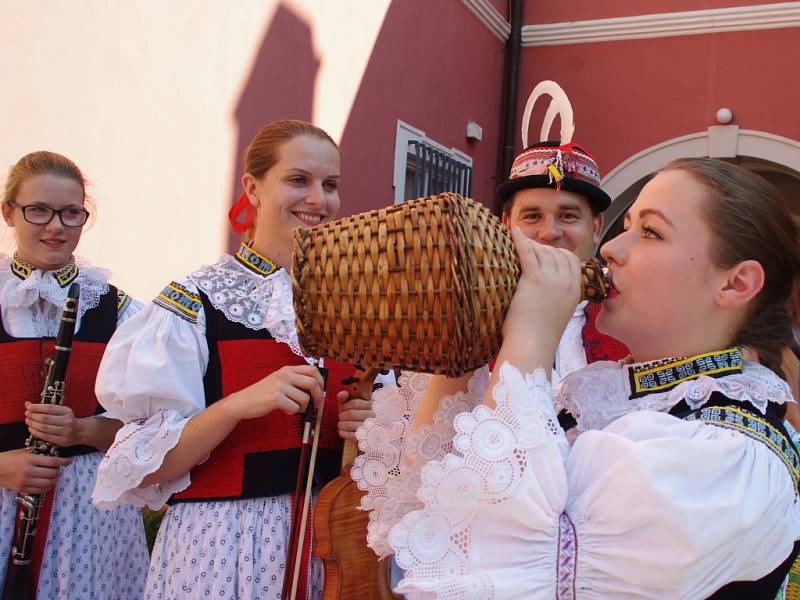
[{"x1": 0, "y1": 151, "x2": 148, "y2": 599}]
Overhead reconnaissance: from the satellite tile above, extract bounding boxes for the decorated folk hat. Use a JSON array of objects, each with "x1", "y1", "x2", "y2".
[{"x1": 496, "y1": 140, "x2": 611, "y2": 213}]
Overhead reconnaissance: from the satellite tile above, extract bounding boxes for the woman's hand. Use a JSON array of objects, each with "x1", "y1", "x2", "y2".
[
  {"x1": 503, "y1": 227, "x2": 582, "y2": 346},
  {"x1": 223, "y1": 365, "x2": 325, "y2": 421},
  {"x1": 142, "y1": 365, "x2": 324, "y2": 487},
  {"x1": 25, "y1": 402, "x2": 82, "y2": 447},
  {"x1": 484, "y1": 229, "x2": 583, "y2": 407},
  {"x1": 0, "y1": 448, "x2": 70, "y2": 494},
  {"x1": 336, "y1": 390, "x2": 374, "y2": 440}
]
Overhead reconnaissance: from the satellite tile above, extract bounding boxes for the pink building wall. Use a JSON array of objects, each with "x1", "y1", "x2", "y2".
[
  {"x1": 223, "y1": 0, "x2": 506, "y2": 250},
  {"x1": 337, "y1": 0, "x2": 506, "y2": 217},
  {"x1": 515, "y1": 6, "x2": 800, "y2": 178}
]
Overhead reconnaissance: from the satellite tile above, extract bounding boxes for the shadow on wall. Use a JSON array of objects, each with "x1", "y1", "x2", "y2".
[
  {"x1": 229, "y1": 0, "x2": 502, "y2": 242},
  {"x1": 338, "y1": 0, "x2": 504, "y2": 217},
  {"x1": 227, "y1": 2, "x2": 318, "y2": 253}
]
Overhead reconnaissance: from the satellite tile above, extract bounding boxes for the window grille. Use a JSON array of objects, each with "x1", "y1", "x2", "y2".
[{"x1": 405, "y1": 140, "x2": 472, "y2": 200}]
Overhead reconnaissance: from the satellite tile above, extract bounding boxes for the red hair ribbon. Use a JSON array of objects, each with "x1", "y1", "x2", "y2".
[{"x1": 228, "y1": 192, "x2": 255, "y2": 233}]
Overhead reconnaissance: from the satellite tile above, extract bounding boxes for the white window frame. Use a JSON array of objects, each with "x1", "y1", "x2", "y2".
[{"x1": 392, "y1": 120, "x2": 473, "y2": 205}]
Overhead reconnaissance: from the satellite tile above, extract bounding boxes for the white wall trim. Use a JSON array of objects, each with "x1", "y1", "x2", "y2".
[
  {"x1": 460, "y1": 2, "x2": 800, "y2": 46},
  {"x1": 601, "y1": 127, "x2": 800, "y2": 230},
  {"x1": 737, "y1": 129, "x2": 800, "y2": 172},
  {"x1": 521, "y1": 2, "x2": 800, "y2": 46},
  {"x1": 460, "y1": 0, "x2": 511, "y2": 41}
]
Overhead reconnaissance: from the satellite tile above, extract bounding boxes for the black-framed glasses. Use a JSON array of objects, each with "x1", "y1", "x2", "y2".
[{"x1": 10, "y1": 202, "x2": 89, "y2": 227}]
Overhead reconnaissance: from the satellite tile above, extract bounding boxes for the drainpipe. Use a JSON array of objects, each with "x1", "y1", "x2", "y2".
[{"x1": 496, "y1": 0, "x2": 523, "y2": 214}]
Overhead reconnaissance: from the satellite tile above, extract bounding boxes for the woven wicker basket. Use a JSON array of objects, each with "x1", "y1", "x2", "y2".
[{"x1": 292, "y1": 192, "x2": 605, "y2": 377}]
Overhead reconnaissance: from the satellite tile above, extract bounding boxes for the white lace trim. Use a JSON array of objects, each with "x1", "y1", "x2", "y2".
[
  {"x1": 385, "y1": 363, "x2": 562, "y2": 599},
  {"x1": 0, "y1": 254, "x2": 111, "y2": 337},
  {"x1": 557, "y1": 360, "x2": 794, "y2": 433},
  {"x1": 93, "y1": 409, "x2": 191, "y2": 510},
  {"x1": 188, "y1": 255, "x2": 308, "y2": 360},
  {"x1": 352, "y1": 367, "x2": 489, "y2": 558}
]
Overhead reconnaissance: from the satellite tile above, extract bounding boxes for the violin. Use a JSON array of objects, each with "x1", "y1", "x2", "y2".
[{"x1": 313, "y1": 366, "x2": 400, "y2": 599}]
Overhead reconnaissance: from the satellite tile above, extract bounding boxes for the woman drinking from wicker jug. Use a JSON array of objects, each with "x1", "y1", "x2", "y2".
[
  {"x1": 91, "y1": 120, "x2": 374, "y2": 600},
  {"x1": 355, "y1": 158, "x2": 800, "y2": 598},
  {"x1": 0, "y1": 151, "x2": 148, "y2": 599}
]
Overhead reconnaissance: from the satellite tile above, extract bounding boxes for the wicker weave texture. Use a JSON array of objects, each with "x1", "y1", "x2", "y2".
[{"x1": 292, "y1": 193, "x2": 520, "y2": 377}]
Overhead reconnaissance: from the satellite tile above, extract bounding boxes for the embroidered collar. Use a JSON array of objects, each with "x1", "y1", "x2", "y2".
[
  {"x1": 10, "y1": 253, "x2": 79, "y2": 288},
  {"x1": 188, "y1": 253, "x2": 308, "y2": 361},
  {"x1": 557, "y1": 353, "x2": 792, "y2": 433},
  {"x1": 10, "y1": 253, "x2": 35, "y2": 280},
  {"x1": 0, "y1": 253, "x2": 112, "y2": 338},
  {"x1": 626, "y1": 347, "x2": 743, "y2": 399},
  {"x1": 234, "y1": 242, "x2": 278, "y2": 277},
  {"x1": 54, "y1": 258, "x2": 79, "y2": 287}
]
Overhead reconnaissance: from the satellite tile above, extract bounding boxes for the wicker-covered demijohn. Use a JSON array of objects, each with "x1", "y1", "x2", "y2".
[{"x1": 292, "y1": 192, "x2": 606, "y2": 377}]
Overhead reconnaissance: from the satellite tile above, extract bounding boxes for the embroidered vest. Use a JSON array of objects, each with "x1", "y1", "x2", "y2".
[
  {"x1": 0, "y1": 285, "x2": 121, "y2": 456},
  {"x1": 172, "y1": 291, "x2": 354, "y2": 502}
]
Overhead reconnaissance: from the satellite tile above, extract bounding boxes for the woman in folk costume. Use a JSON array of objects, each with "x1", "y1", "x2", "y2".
[
  {"x1": 92, "y1": 120, "x2": 375, "y2": 600},
  {"x1": 356, "y1": 158, "x2": 800, "y2": 599},
  {"x1": 0, "y1": 151, "x2": 148, "y2": 598}
]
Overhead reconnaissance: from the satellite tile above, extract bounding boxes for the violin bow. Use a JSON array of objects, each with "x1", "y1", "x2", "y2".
[{"x1": 282, "y1": 358, "x2": 328, "y2": 600}]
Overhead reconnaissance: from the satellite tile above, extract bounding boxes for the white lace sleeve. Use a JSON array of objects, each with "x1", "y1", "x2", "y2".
[
  {"x1": 389, "y1": 363, "x2": 569, "y2": 599},
  {"x1": 92, "y1": 285, "x2": 209, "y2": 509},
  {"x1": 352, "y1": 366, "x2": 489, "y2": 558},
  {"x1": 93, "y1": 410, "x2": 193, "y2": 510}
]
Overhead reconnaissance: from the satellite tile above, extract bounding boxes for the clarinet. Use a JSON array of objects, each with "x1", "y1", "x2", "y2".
[{"x1": 2, "y1": 283, "x2": 80, "y2": 600}]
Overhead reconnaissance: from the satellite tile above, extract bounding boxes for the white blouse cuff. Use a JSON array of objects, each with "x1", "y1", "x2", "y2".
[
  {"x1": 352, "y1": 365, "x2": 490, "y2": 558},
  {"x1": 93, "y1": 409, "x2": 191, "y2": 510},
  {"x1": 390, "y1": 362, "x2": 567, "y2": 597}
]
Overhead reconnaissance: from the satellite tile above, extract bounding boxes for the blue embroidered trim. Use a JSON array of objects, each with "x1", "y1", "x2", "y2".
[
  {"x1": 628, "y1": 347, "x2": 742, "y2": 399},
  {"x1": 687, "y1": 405, "x2": 799, "y2": 492},
  {"x1": 154, "y1": 281, "x2": 202, "y2": 323},
  {"x1": 234, "y1": 242, "x2": 277, "y2": 277}
]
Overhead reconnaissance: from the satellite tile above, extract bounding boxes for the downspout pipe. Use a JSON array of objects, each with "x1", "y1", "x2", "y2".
[{"x1": 496, "y1": 0, "x2": 523, "y2": 214}]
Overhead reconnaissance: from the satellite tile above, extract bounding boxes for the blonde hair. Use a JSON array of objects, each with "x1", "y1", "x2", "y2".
[{"x1": 3, "y1": 151, "x2": 87, "y2": 208}]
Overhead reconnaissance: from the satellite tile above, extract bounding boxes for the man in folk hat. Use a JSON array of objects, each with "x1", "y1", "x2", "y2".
[{"x1": 496, "y1": 141, "x2": 628, "y2": 394}]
